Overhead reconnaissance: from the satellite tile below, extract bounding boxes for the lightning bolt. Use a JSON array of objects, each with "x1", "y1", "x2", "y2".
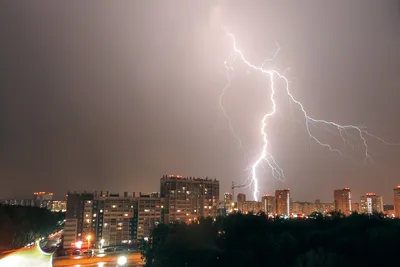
[{"x1": 221, "y1": 32, "x2": 397, "y2": 201}]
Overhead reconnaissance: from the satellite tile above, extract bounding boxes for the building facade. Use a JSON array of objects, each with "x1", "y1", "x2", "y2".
[
  {"x1": 236, "y1": 201, "x2": 262, "y2": 214},
  {"x1": 160, "y1": 175, "x2": 219, "y2": 223},
  {"x1": 314, "y1": 200, "x2": 334, "y2": 214},
  {"x1": 394, "y1": 186, "x2": 400, "y2": 218},
  {"x1": 136, "y1": 193, "x2": 164, "y2": 241},
  {"x1": 334, "y1": 188, "x2": 352, "y2": 215},
  {"x1": 292, "y1": 202, "x2": 315, "y2": 215},
  {"x1": 65, "y1": 191, "x2": 165, "y2": 247},
  {"x1": 64, "y1": 192, "x2": 95, "y2": 248},
  {"x1": 33, "y1": 192, "x2": 54, "y2": 209},
  {"x1": 360, "y1": 193, "x2": 383, "y2": 215},
  {"x1": 261, "y1": 195, "x2": 275, "y2": 214},
  {"x1": 63, "y1": 219, "x2": 78, "y2": 249},
  {"x1": 223, "y1": 193, "x2": 233, "y2": 212},
  {"x1": 237, "y1": 193, "x2": 246, "y2": 202},
  {"x1": 352, "y1": 202, "x2": 360, "y2": 214},
  {"x1": 275, "y1": 189, "x2": 290, "y2": 216},
  {"x1": 51, "y1": 200, "x2": 67, "y2": 212},
  {"x1": 102, "y1": 195, "x2": 133, "y2": 246}
]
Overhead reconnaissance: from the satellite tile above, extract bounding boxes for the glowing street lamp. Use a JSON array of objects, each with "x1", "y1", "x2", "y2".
[
  {"x1": 117, "y1": 256, "x2": 127, "y2": 266},
  {"x1": 75, "y1": 241, "x2": 82, "y2": 249},
  {"x1": 86, "y1": 235, "x2": 91, "y2": 249}
]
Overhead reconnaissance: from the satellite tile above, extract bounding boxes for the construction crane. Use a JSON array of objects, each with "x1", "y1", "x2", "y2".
[{"x1": 231, "y1": 181, "x2": 248, "y2": 201}]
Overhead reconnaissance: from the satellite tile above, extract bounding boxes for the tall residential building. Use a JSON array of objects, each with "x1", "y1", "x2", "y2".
[
  {"x1": 64, "y1": 192, "x2": 95, "y2": 248},
  {"x1": 334, "y1": 188, "x2": 352, "y2": 215},
  {"x1": 394, "y1": 186, "x2": 400, "y2": 218},
  {"x1": 160, "y1": 175, "x2": 219, "y2": 222},
  {"x1": 360, "y1": 193, "x2": 384, "y2": 215},
  {"x1": 102, "y1": 195, "x2": 133, "y2": 246},
  {"x1": 65, "y1": 191, "x2": 165, "y2": 247},
  {"x1": 136, "y1": 193, "x2": 164, "y2": 241},
  {"x1": 261, "y1": 195, "x2": 275, "y2": 214},
  {"x1": 223, "y1": 193, "x2": 233, "y2": 211},
  {"x1": 63, "y1": 219, "x2": 78, "y2": 249},
  {"x1": 237, "y1": 193, "x2": 246, "y2": 202},
  {"x1": 275, "y1": 189, "x2": 290, "y2": 216}
]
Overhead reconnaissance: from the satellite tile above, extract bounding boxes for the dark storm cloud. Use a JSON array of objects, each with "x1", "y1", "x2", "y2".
[{"x1": 1, "y1": 1, "x2": 400, "y2": 203}]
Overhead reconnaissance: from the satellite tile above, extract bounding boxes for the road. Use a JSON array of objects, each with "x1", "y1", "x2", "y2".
[{"x1": 53, "y1": 253, "x2": 143, "y2": 267}]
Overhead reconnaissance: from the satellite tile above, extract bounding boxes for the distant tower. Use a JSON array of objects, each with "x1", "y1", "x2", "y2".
[
  {"x1": 394, "y1": 186, "x2": 400, "y2": 217},
  {"x1": 224, "y1": 193, "x2": 233, "y2": 210},
  {"x1": 237, "y1": 193, "x2": 246, "y2": 202},
  {"x1": 334, "y1": 188, "x2": 352, "y2": 215},
  {"x1": 360, "y1": 193, "x2": 383, "y2": 215},
  {"x1": 275, "y1": 189, "x2": 290, "y2": 216},
  {"x1": 261, "y1": 194, "x2": 275, "y2": 214}
]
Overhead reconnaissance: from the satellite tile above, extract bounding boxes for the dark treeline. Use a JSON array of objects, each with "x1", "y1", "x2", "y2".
[
  {"x1": 142, "y1": 212, "x2": 400, "y2": 267},
  {"x1": 0, "y1": 204, "x2": 64, "y2": 249}
]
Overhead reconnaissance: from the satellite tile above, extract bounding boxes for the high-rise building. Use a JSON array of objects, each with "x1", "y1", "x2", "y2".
[
  {"x1": 65, "y1": 191, "x2": 165, "y2": 248},
  {"x1": 275, "y1": 189, "x2": 290, "y2": 216},
  {"x1": 334, "y1": 188, "x2": 352, "y2": 215},
  {"x1": 101, "y1": 194, "x2": 134, "y2": 246},
  {"x1": 63, "y1": 219, "x2": 78, "y2": 249},
  {"x1": 136, "y1": 193, "x2": 164, "y2": 241},
  {"x1": 261, "y1": 195, "x2": 275, "y2": 214},
  {"x1": 64, "y1": 192, "x2": 95, "y2": 248},
  {"x1": 160, "y1": 175, "x2": 219, "y2": 222},
  {"x1": 223, "y1": 193, "x2": 233, "y2": 211},
  {"x1": 360, "y1": 193, "x2": 384, "y2": 215},
  {"x1": 394, "y1": 186, "x2": 400, "y2": 218},
  {"x1": 237, "y1": 193, "x2": 246, "y2": 202}
]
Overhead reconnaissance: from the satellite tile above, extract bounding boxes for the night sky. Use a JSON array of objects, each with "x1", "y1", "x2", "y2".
[{"x1": 1, "y1": 1, "x2": 400, "y2": 203}]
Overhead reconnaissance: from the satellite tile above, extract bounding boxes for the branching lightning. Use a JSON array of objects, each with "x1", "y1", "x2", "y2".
[{"x1": 221, "y1": 32, "x2": 397, "y2": 201}]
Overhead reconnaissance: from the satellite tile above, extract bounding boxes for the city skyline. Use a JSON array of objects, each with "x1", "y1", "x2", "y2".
[
  {"x1": 2, "y1": 1, "x2": 400, "y2": 203},
  {"x1": 4, "y1": 180, "x2": 400, "y2": 207}
]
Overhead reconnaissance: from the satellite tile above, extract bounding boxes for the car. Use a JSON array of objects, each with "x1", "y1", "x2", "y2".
[{"x1": 71, "y1": 250, "x2": 81, "y2": 256}]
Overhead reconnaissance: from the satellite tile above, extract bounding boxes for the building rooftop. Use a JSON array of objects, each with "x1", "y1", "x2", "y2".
[{"x1": 161, "y1": 174, "x2": 218, "y2": 182}]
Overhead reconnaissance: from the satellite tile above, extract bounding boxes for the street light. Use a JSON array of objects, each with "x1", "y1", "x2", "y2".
[
  {"x1": 75, "y1": 241, "x2": 82, "y2": 249},
  {"x1": 86, "y1": 235, "x2": 91, "y2": 249},
  {"x1": 117, "y1": 256, "x2": 127, "y2": 266}
]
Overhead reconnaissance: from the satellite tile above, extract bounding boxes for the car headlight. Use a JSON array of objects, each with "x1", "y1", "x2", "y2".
[{"x1": 117, "y1": 256, "x2": 127, "y2": 265}]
